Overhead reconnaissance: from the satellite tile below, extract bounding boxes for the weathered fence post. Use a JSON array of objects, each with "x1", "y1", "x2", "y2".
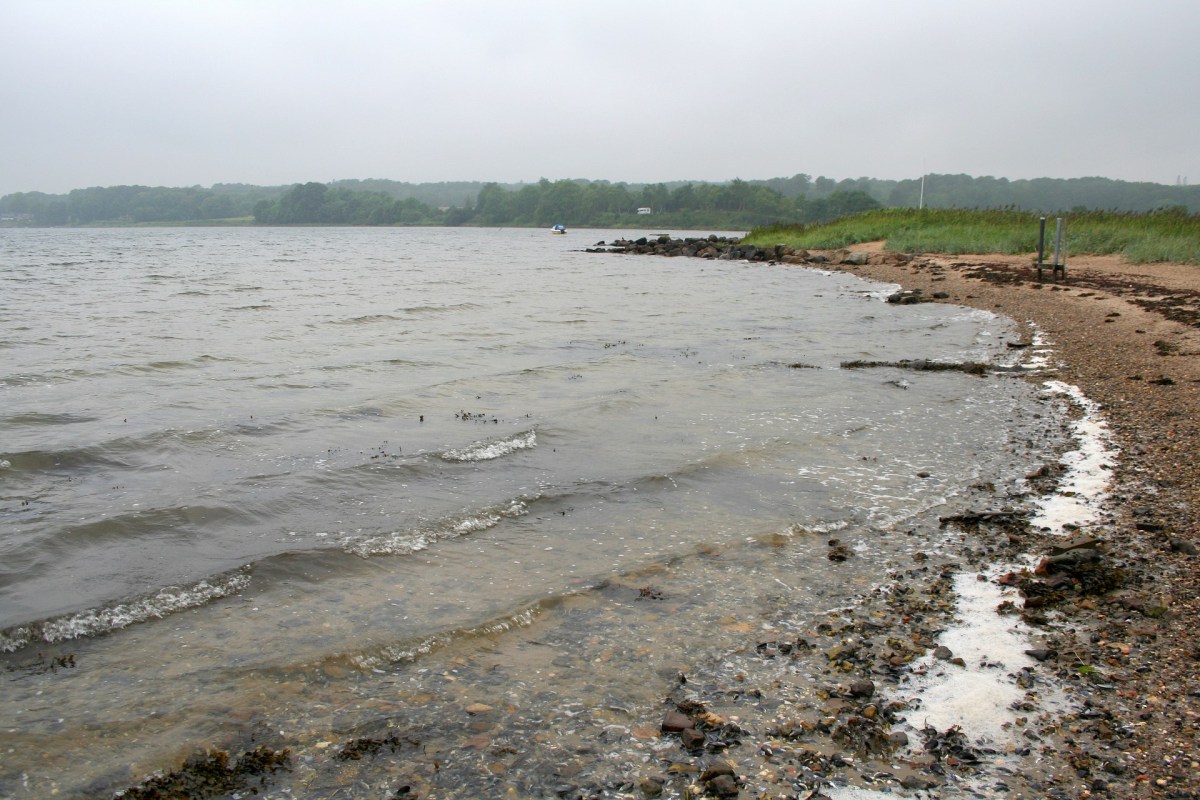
[{"x1": 1035, "y1": 216, "x2": 1066, "y2": 282}]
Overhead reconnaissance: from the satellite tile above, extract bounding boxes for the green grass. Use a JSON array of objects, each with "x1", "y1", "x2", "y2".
[{"x1": 743, "y1": 207, "x2": 1200, "y2": 264}]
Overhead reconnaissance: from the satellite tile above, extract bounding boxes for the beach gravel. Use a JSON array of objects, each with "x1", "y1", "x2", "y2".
[{"x1": 830, "y1": 246, "x2": 1200, "y2": 799}]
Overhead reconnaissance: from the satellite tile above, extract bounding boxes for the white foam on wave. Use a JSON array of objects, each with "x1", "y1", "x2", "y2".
[
  {"x1": 344, "y1": 498, "x2": 531, "y2": 557},
  {"x1": 863, "y1": 281, "x2": 902, "y2": 302},
  {"x1": 441, "y1": 429, "x2": 537, "y2": 462},
  {"x1": 352, "y1": 606, "x2": 541, "y2": 670},
  {"x1": 0, "y1": 568, "x2": 252, "y2": 652}
]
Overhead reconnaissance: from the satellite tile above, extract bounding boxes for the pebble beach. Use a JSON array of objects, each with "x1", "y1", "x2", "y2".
[{"x1": 822, "y1": 245, "x2": 1200, "y2": 799}]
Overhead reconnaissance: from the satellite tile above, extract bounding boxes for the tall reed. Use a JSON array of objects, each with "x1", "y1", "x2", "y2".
[{"x1": 744, "y1": 208, "x2": 1200, "y2": 264}]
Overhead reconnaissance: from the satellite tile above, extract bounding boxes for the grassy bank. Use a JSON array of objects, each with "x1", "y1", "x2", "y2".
[{"x1": 743, "y1": 208, "x2": 1200, "y2": 264}]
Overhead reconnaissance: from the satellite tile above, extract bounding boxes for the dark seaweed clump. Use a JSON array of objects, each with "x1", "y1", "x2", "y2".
[
  {"x1": 840, "y1": 359, "x2": 990, "y2": 375},
  {"x1": 115, "y1": 746, "x2": 290, "y2": 799},
  {"x1": 337, "y1": 733, "x2": 420, "y2": 761}
]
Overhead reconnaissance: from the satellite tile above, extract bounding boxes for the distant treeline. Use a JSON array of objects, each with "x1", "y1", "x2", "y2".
[
  {"x1": 251, "y1": 183, "x2": 447, "y2": 226},
  {"x1": 2, "y1": 173, "x2": 1197, "y2": 227}
]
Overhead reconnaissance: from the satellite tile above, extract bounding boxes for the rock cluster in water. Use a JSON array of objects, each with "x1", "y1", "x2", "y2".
[
  {"x1": 590, "y1": 237, "x2": 946, "y2": 307},
  {"x1": 588, "y1": 236, "x2": 908, "y2": 269}
]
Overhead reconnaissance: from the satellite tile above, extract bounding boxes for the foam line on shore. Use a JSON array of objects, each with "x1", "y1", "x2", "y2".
[
  {"x1": 830, "y1": 375, "x2": 1114, "y2": 798},
  {"x1": 899, "y1": 568, "x2": 1043, "y2": 737},
  {"x1": 1030, "y1": 379, "x2": 1118, "y2": 534},
  {"x1": 825, "y1": 566, "x2": 1049, "y2": 800}
]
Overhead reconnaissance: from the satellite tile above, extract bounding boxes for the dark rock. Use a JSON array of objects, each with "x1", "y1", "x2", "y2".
[
  {"x1": 705, "y1": 774, "x2": 740, "y2": 798},
  {"x1": 886, "y1": 289, "x2": 925, "y2": 305},
  {"x1": 934, "y1": 646, "x2": 954, "y2": 661},
  {"x1": 700, "y1": 761, "x2": 739, "y2": 796},
  {"x1": 639, "y1": 776, "x2": 665, "y2": 797},
  {"x1": 901, "y1": 774, "x2": 938, "y2": 790},
  {"x1": 700, "y1": 761, "x2": 736, "y2": 780},
  {"x1": 848, "y1": 680, "x2": 876, "y2": 698},
  {"x1": 1049, "y1": 535, "x2": 1103, "y2": 555},
  {"x1": 1111, "y1": 591, "x2": 1157, "y2": 614},
  {"x1": 661, "y1": 709, "x2": 692, "y2": 733},
  {"x1": 1035, "y1": 548, "x2": 1102, "y2": 574},
  {"x1": 939, "y1": 509, "x2": 1025, "y2": 528},
  {"x1": 1025, "y1": 648, "x2": 1057, "y2": 661},
  {"x1": 1169, "y1": 538, "x2": 1198, "y2": 555},
  {"x1": 680, "y1": 727, "x2": 706, "y2": 750},
  {"x1": 1027, "y1": 462, "x2": 1063, "y2": 480}
]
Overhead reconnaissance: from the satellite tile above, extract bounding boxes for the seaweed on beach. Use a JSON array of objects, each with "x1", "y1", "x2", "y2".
[
  {"x1": 5, "y1": 652, "x2": 76, "y2": 677},
  {"x1": 115, "y1": 746, "x2": 290, "y2": 799},
  {"x1": 338, "y1": 733, "x2": 420, "y2": 761},
  {"x1": 919, "y1": 723, "x2": 982, "y2": 766},
  {"x1": 840, "y1": 359, "x2": 989, "y2": 375},
  {"x1": 938, "y1": 509, "x2": 1030, "y2": 532}
]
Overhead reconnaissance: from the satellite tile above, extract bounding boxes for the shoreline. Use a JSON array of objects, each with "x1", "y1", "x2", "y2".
[
  {"x1": 589, "y1": 236, "x2": 1200, "y2": 797},
  {"x1": 14, "y1": 238, "x2": 1197, "y2": 799},
  {"x1": 826, "y1": 246, "x2": 1200, "y2": 797}
]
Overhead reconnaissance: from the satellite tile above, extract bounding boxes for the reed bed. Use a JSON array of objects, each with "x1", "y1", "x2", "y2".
[{"x1": 744, "y1": 208, "x2": 1200, "y2": 264}]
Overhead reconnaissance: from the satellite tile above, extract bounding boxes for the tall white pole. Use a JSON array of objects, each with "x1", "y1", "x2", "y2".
[
  {"x1": 1052, "y1": 217, "x2": 1063, "y2": 266},
  {"x1": 919, "y1": 174, "x2": 926, "y2": 210}
]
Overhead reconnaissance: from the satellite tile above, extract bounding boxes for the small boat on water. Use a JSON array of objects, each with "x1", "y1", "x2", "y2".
[{"x1": 551, "y1": 224, "x2": 567, "y2": 234}]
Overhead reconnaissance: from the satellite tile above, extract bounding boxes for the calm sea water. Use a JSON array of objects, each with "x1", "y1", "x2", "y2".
[{"x1": 0, "y1": 227, "x2": 1061, "y2": 797}]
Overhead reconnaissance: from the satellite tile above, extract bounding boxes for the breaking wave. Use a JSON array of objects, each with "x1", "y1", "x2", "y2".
[
  {"x1": 440, "y1": 429, "x2": 537, "y2": 462},
  {"x1": 0, "y1": 568, "x2": 252, "y2": 652},
  {"x1": 343, "y1": 498, "x2": 532, "y2": 557}
]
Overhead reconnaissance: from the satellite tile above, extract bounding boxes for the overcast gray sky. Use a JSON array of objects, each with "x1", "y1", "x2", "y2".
[{"x1": 2, "y1": 0, "x2": 1197, "y2": 196}]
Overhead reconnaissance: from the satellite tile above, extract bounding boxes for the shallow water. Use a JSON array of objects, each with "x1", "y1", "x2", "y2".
[{"x1": 0, "y1": 227, "x2": 1065, "y2": 797}]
